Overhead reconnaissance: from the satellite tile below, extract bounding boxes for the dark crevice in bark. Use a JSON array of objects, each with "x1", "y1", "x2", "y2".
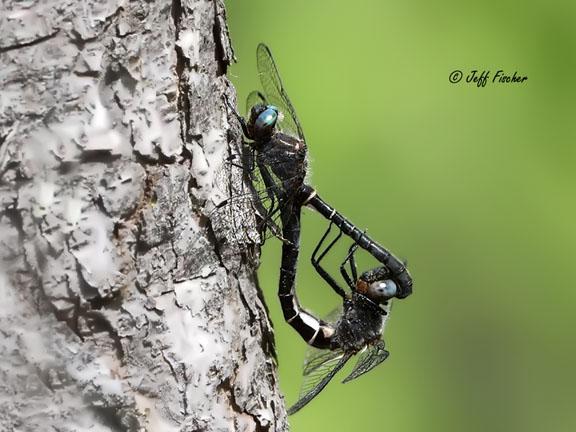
[
  {"x1": 129, "y1": 132, "x2": 178, "y2": 165},
  {"x1": 204, "y1": 220, "x2": 226, "y2": 268},
  {"x1": 218, "y1": 377, "x2": 244, "y2": 414},
  {"x1": 252, "y1": 272, "x2": 278, "y2": 362},
  {"x1": 57, "y1": 161, "x2": 77, "y2": 175},
  {"x1": 83, "y1": 310, "x2": 125, "y2": 359},
  {"x1": 179, "y1": 140, "x2": 193, "y2": 163},
  {"x1": 52, "y1": 292, "x2": 83, "y2": 340},
  {"x1": 74, "y1": 70, "x2": 101, "y2": 78},
  {"x1": 180, "y1": 147, "x2": 201, "y2": 210},
  {"x1": 134, "y1": 150, "x2": 178, "y2": 166},
  {"x1": 132, "y1": 170, "x2": 158, "y2": 261},
  {"x1": 182, "y1": 370, "x2": 191, "y2": 416},
  {"x1": 0, "y1": 29, "x2": 61, "y2": 53},
  {"x1": 74, "y1": 261, "x2": 98, "y2": 297},
  {"x1": 68, "y1": 7, "x2": 124, "y2": 49},
  {"x1": 3, "y1": 199, "x2": 25, "y2": 244},
  {"x1": 212, "y1": 1, "x2": 228, "y2": 76},
  {"x1": 172, "y1": 0, "x2": 192, "y2": 147},
  {"x1": 89, "y1": 406, "x2": 127, "y2": 432},
  {"x1": 166, "y1": 215, "x2": 180, "y2": 281},
  {"x1": 0, "y1": 128, "x2": 9, "y2": 149},
  {"x1": 213, "y1": 0, "x2": 235, "y2": 74},
  {"x1": 235, "y1": 278, "x2": 256, "y2": 324},
  {"x1": 218, "y1": 377, "x2": 271, "y2": 432},
  {"x1": 93, "y1": 193, "x2": 113, "y2": 219},
  {"x1": 113, "y1": 92, "x2": 126, "y2": 111},
  {"x1": 104, "y1": 62, "x2": 138, "y2": 94},
  {"x1": 48, "y1": 259, "x2": 125, "y2": 359},
  {"x1": 79, "y1": 150, "x2": 121, "y2": 164}
]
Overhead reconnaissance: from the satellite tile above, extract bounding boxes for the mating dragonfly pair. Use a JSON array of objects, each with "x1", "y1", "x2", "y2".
[{"x1": 224, "y1": 44, "x2": 413, "y2": 414}]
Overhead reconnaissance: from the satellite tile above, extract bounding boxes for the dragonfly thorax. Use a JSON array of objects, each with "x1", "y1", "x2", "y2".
[{"x1": 331, "y1": 293, "x2": 384, "y2": 352}]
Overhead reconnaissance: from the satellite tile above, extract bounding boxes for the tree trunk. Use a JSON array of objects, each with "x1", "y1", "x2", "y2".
[{"x1": 0, "y1": 1, "x2": 288, "y2": 431}]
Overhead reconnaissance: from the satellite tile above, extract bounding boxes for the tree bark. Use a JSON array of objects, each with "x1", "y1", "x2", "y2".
[{"x1": 0, "y1": 1, "x2": 288, "y2": 431}]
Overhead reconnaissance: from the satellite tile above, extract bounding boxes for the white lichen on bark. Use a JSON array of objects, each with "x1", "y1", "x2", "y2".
[{"x1": 0, "y1": 1, "x2": 288, "y2": 431}]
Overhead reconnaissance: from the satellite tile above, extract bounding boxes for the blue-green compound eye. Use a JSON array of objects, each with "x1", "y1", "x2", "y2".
[
  {"x1": 369, "y1": 279, "x2": 398, "y2": 301},
  {"x1": 255, "y1": 106, "x2": 278, "y2": 130}
]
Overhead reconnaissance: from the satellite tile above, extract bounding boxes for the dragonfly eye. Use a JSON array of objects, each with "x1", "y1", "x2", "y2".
[
  {"x1": 368, "y1": 279, "x2": 397, "y2": 302},
  {"x1": 254, "y1": 106, "x2": 279, "y2": 134}
]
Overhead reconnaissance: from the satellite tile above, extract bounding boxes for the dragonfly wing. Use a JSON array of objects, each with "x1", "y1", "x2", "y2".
[
  {"x1": 209, "y1": 154, "x2": 305, "y2": 246},
  {"x1": 256, "y1": 43, "x2": 306, "y2": 141},
  {"x1": 342, "y1": 339, "x2": 389, "y2": 384},
  {"x1": 208, "y1": 148, "x2": 261, "y2": 253},
  {"x1": 246, "y1": 90, "x2": 267, "y2": 116},
  {"x1": 321, "y1": 304, "x2": 343, "y2": 326},
  {"x1": 290, "y1": 304, "x2": 347, "y2": 415},
  {"x1": 302, "y1": 346, "x2": 345, "y2": 376},
  {"x1": 288, "y1": 351, "x2": 353, "y2": 415}
]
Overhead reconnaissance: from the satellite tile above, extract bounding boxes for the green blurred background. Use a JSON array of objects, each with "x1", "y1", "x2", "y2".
[{"x1": 225, "y1": 1, "x2": 576, "y2": 431}]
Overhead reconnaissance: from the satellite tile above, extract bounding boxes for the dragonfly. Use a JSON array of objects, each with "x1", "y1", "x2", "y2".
[
  {"x1": 224, "y1": 44, "x2": 412, "y2": 288},
  {"x1": 280, "y1": 200, "x2": 410, "y2": 415},
  {"x1": 214, "y1": 44, "x2": 307, "y2": 248},
  {"x1": 209, "y1": 43, "x2": 309, "y2": 265}
]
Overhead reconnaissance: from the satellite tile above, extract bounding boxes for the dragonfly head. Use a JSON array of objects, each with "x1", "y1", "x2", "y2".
[
  {"x1": 356, "y1": 267, "x2": 399, "y2": 304},
  {"x1": 248, "y1": 104, "x2": 280, "y2": 139}
]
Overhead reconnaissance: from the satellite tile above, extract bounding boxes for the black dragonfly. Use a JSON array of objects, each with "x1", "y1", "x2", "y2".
[
  {"x1": 280, "y1": 199, "x2": 410, "y2": 414},
  {"x1": 221, "y1": 43, "x2": 308, "y2": 243},
  {"x1": 226, "y1": 44, "x2": 411, "y2": 290}
]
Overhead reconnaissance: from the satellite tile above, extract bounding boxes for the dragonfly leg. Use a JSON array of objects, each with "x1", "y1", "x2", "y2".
[
  {"x1": 311, "y1": 222, "x2": 346, "y2": 298},
  {"x1": 243, "y1": 145, "x2": 256, "y2": 173},
  {"x1": 340, "y1": 242, "x2": 360, "y2": 290},
  {"x1": 227, "y1": 151, "x2": 253, "y2": 172},
  {"x1": 254, "y1": 162, "x2": 298, "y2": 243},
  {"x1": 224, "y1": 95, "x2": 251, "y2": 138},
  {"x1": 257, "y1": 162, "x2": 279, "y2": 223}
]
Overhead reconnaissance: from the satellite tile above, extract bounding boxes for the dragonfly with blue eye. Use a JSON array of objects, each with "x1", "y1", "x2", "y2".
[
  {"x1": 223, "y1": 44, "x2": 413, "y2": 283},
  {"x1": 280, "y1": 198, "x2": 411, "y2": 415},
  {"x1": 221, "y1": 44, "x2": 309, "y2": 244}
]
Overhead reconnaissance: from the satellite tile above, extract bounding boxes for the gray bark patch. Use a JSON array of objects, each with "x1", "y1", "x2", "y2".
[{"x1": 0, "y1": 1, "x2": 288, "y2": 430}]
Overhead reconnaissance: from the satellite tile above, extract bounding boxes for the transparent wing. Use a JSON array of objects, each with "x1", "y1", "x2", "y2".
[
  {"x1": 302, "y1": 347, "x2": 345, "y2": 376},
  {"x1": 245, "y1": 90, "x2": 267, "y2": 116},
  {"x1": 287, "y1": 304, "x2": 346, "y2": 415},
  {"x1": 256, "y1": 43, "x2": 305, "y2": 141},
  {"x1": 299, "y1": 351, "x2": 345, "y2": 400},
  {"x1": 208, "y1": 146, "x2": 262, "y2": 254},
  {"x1": 288, "y1": 352, "x2": 353, "y2": 415},
  {"x1": 209, "y1": 151, "x2": 304, "y2": 246},
  {"x1": 321, "y1": 304, "x2": 343, "y2": 327},
  {"x1": 379, "y1": 300, "x2": 393, "y2": 332},
  {"x1": 342, "y1": 339, "x2": 389, "y2": 383}
]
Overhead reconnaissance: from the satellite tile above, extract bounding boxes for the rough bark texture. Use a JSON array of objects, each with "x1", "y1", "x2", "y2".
[{"x1": 0, "y1": 1, "x2": 288, "y2": 431}]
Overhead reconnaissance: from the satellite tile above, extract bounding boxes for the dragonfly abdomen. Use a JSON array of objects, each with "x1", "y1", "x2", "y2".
[
  {"x1": 279, "y1": 205, "x2": 335, "y2": 349},
  {"x1": 300, "y1": 184, "x2": 413, "y2": 299}
]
